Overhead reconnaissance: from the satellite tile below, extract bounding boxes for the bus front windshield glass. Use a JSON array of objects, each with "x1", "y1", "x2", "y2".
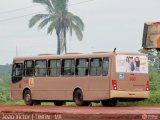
[{"x1": 12, "y1": 63, "x2": 23, "y2": 83}]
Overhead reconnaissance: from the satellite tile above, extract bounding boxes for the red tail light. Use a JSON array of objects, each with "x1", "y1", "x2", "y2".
[
  {"x1": 112, "y1": 80, "x2": 117, "y2": 90},
  {"x1": 146, "y1": 81, "x2": 149, "y2": 91}
]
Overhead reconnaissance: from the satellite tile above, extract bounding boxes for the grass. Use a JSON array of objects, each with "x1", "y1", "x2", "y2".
[{"x1": 1, "y1": 90, "x2": 160, "y2": 107}]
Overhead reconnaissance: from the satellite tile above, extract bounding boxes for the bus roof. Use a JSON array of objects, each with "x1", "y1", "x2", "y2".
[{"x1": 13, "y1": 52, "x2": 146, "y2": 61}]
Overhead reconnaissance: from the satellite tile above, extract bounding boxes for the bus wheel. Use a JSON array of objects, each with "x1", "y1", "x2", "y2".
[
  {"x1": 101, "y1": 99, "x2": 117, "y2": 107},
  {"x1": 73, "y1": 89, "x2": 90, "y2": 106},
  {"x1": 54, "y1": 101, "x2": 65, "y2": 106},
  {"x1": 24, "y1": 90, "x2": 33, "y2": 106}
]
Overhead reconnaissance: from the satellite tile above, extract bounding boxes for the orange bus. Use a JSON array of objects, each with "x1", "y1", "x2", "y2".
[{"x1": 11, "y1": 52, "x2": 149, "y2": 106}]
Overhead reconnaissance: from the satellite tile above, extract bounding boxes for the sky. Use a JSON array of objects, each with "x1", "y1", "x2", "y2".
[{"x1": 0, "y1": 0, "x2": 160, "y2": 65}]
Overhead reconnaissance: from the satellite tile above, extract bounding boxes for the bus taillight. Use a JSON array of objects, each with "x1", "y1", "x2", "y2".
[
  {"x1": 146, "y1": 81, "x2": 149, "y2": 91},
  {"x1": 112, "y1": 80, "x2": 117, "y2": 90}
]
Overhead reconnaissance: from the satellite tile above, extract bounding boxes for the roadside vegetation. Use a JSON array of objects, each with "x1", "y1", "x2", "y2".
[
  {"x1": 0, "y1": 66, "x2": 24, "y2": 105},
  {"x1": 0, "y1": 50, "x2": 160, "y2": 106}
]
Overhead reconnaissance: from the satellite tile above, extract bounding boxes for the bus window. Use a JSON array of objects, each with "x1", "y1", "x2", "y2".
[
  {"x1": 102, "y1": 58, "x2": 109, "y2": 76},
  {"x1": 24, "y1": 60, "x2": 34, "y2": 76},
  {"x1": 12, "y1": 63, "x2": 23, "y2": 83},
  {"x1": 90, "y1": 58, "x2": 102, "y2": 76},
  {"x1": 48, "y1": 59, "x2": 61, "y2": 76},
  {"x1": 62, "y1": 59, "x2": 75, "y2": 76},
  {"x1": 76, "y1": 59, "x2": 89, "y2": 76},
  {"x1": 35, "y1": 60, "x2": 47, "y2": 76}
]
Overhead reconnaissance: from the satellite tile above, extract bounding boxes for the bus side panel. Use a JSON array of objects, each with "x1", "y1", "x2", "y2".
[
  {"x1": 65, "y1": 77, "x2": 89, "y2": 100},
  {"x1": 86, "y1": 58, "x2": 111, "y2": 101},
  {"x1": 11, "y1": 83, "x2": 23, "y2": 100},
  {"x1": 65, "y1": 76, "x2": 110, "y2": 101},
  {"x1": 86, "y1": 76, "x2": 110, "y2": 100},
  {"x1": 29, "y1": 77, "x2": 67, "y2": 100}
]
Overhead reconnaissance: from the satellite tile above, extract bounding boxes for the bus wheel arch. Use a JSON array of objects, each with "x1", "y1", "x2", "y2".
[
  {"x1": 73, "y1": 88, "x2": 90, "y2": 106},
  {"x1": 23, "y1": 88, "x2": 33, "y2": 106},
  {"x1": 23, "y1": 88, "x2": 30, "y2": 99}
]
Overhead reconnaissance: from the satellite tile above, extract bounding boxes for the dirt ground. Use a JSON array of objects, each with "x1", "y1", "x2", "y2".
[{"x1": 0, "y1": 106, "x2": 160, "y2": 120}]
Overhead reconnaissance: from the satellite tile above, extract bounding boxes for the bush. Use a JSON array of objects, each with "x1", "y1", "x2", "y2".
[{"x1": 149, "y1": 69, "x2": 160, "y2": 91}]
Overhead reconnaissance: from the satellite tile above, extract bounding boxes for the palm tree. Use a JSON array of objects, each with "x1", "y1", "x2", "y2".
[{"x1": 29, "y1": 0, "x2": 84, "y2": 54}]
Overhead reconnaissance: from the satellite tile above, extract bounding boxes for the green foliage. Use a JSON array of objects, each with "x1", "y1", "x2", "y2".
[
  {"x1": 146, "y1": 91, "x2": 160, "y2": 103},
  {"x1": 149, "y1": 69, "x2": 160, "y2": 91},
  {"x1": 0, "y1": 64, "x2": 12, "y2": 75},
  {"x1": 0, "y1": 64, "x2": 24, "y2": 105},
  {"x1": 0, "y1": 89, "x2": 10, "y2": 103}
]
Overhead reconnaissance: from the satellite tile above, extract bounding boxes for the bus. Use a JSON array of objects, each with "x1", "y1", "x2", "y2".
[{"x1": 11, "y1": 52, "x2": 149, "y2": 106}]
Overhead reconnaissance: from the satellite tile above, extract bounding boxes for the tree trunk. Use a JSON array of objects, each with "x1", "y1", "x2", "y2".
[
  {"x1": 59, "y1": 31, "x2": 64, "y2": 54},
  {"x1": 57, "y1": 33, "x2": 60, "y2": 55},
  {"x1": 64, "y1": 28, "x2": 67, "y2": 53}
]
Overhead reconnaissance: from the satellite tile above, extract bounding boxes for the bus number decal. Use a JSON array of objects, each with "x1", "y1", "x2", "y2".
[
  {"x1": 24, "y1": 79, "x2": 29, "y2": 84},
  {"x1": 130, "y1": 77, "x2": 136, "y2": 81}
]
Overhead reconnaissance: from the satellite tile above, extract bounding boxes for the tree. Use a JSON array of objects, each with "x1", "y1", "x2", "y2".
[
  {"x1": 29, "y1": 0, "x2": 84, "y2": 54},
  {"x1": 139, "y1": 49, "x2": 160, "y2": 71}
]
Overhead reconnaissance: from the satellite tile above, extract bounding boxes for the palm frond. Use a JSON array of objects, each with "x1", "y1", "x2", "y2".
[
  {"x1": 29, "y1": 14, "x2": 49, "y2": 28},
  {"x1": 33, "y1": 0, "x2": 52, "y2": 7},
  {"x1": 51, "y1": 0, "x2": 68, "y2": 14},
  {"x1": 67, "y1": 12, "x2": 84, "y2": 31},
  {"x1": 47, "y1": 15, "x2": 59, "y2": 34},
  {"x1": 38, "y1": 17, "x2": 51, "y2": 29},
  {"x1": 66, "y1": 18, "x2": 72, "y2": 36},
  {"x1": 72, "y1": 16, "x2": 84, "y2": 31},
  {"x1": 66, "y1": 12, "x2": 84, "y2": 35},
  {"x1": 72, "y1": 22, "x2": 83, "y2": 41},
  {"x1": 33, "y1": 0, "x2": 55, "y2": 13}
]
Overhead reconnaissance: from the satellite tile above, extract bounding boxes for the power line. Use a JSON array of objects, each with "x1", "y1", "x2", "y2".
[
  {"x1": 0, "y1": 0, "x2": 95, "y2": 15},
  {"x1": 69, "y1": 0, "x2": 95, "y2": 6},
  {"x1": 0, "y1": 0, "x2": 95, "y2": 23},
  {"x1": 0, "y1": 11, "x2": 45, "y2": 22},
  {"x1": 0, "y1": 5, "x2": 40, "y2": 15}
]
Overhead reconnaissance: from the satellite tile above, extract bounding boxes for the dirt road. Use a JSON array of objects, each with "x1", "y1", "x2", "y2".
[{"x1": 0, "y1": 106, "x2": 159, "y2": 120}]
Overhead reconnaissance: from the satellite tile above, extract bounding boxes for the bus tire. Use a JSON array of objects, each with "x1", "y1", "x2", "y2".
[
  {"x1": 23, "y1": 90, "x2": 33, "y2": 106},
  {"x1": 54, "y1": 101, "x2": 65, "y2": 106},
  {"x1": 101, "y1": 99, "x2": 117, "y2": 107},
  {"x1": 73, "y1": 89, "x2": 90, "y2": 106}
]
